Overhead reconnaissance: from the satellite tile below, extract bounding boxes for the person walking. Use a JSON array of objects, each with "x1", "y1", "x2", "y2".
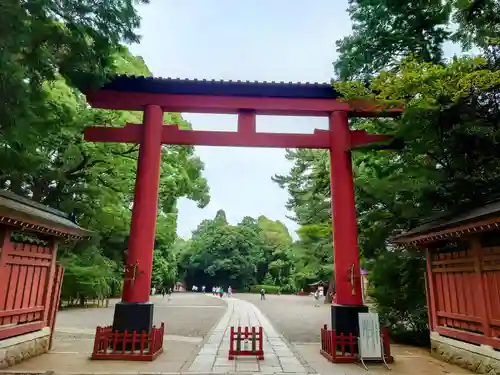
[
  {"x1": 228, "y1": 286, "x2": 232, "y2": 298},
  {"x1": 314, "y1": 289, "x2": 320, "y2": 307},
  {"x1": 260, "y1": 288, "x2": 266, "y2": 300}
]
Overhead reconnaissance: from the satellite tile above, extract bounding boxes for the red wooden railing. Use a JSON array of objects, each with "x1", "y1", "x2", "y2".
[
  {"x1": 320, "y1": 325, "x2": 357, "y2": 363},
  {"x1": 91, "y1": 323, "x2": 165, "y2": 361},
  {"x1": 427, "y1": 243, "x2": 500, "y2": 348},
  {"x1": 228, "y1": 326, "x2": 264, "y2": 360},
  {"x1": 320, "y1": 325, "x2": 393, "y2": 364},
  {"x1": 0, "y1": 234, "x2": 62, "y2": 340}
]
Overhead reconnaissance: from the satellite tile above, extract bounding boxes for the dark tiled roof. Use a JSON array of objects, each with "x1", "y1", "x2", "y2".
[
  {"x1": 92, "y1": 75, "x2": 342, "y2": 99},
  {"x1": 0, "y1": 190, "x2": 92, "y2": 239},
  {"x1": 308, "y1": 280, "x2": 328, "y2": 286},
  {"x1": 392, "y1": 196, "x2": 500, "y2": 243}
]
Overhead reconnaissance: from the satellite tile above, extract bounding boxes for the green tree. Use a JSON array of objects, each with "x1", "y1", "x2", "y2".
[
  {"x1": 178, "y1": 211, "x2": 296, "y2": 291},
  {"x1": 152, "y1": 248, "x2": 178, "y2": 291},
  {"x1": 273, "y1": 149, "x2": 334, "y2": 296},
  {"x1": 179, "y1": 212, "x2": 259, "y2": 289},
  {"x1": 369, "y1": 250, "x2": 428, "y2": 346},
  {"x1": 276, "y1": 1, "x2": 500, "y2": 342},
  {"x1": 452, "y1": 0, "x2": 500, "y2": 49},
  {"x1": 1, "y1": 46, "x2": 209, "y2": 305},
  {"x1": 334, "y1": 0, "x2": 451, "y2": 80},
  {"x1": 342, "y1": 56, "x2": 500, "y2": 341},
  {"x1": 0, "y1": 0, "x2": 148, "y2": 135}
]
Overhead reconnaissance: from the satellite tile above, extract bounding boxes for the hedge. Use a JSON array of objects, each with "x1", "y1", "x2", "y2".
[{"x1": 248, "y1": 285, "x2": 281, "y2": 294}]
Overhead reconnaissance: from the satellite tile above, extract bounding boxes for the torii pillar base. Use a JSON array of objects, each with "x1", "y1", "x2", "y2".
[
  {"x1": 331, "y1": 304, "x2": 368, "y2": 337},
  {"x1": 112, "y1": 302, "x2": 154, "y2": 334}
]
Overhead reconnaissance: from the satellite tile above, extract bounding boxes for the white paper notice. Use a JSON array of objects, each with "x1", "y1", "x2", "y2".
[{"x1": 358, "y1": 312, "x2": 382, "y2": 359}]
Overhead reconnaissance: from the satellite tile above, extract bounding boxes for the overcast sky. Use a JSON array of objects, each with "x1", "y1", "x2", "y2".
[
  {"x1": 129, "y1": 1, "x2": 460, "y2": 239},
  {"x1": 128, "y1": 0, "x2": 347, "y2": 239}
]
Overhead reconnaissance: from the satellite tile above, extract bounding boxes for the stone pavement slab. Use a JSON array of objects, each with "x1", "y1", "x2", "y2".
[
  {"x1": 1, "y1": 293, "x2": 473, "y2": 375},
  {"x1": 0, "y1": 294, "x2": 227, "y2": 375},
  {"x1": 186, "y1": 297, "x2": 309, "y2": 374},
  {"x1": 293, "y1": 342, "x2": 473, "y2": 375},
  {"x1": 0, "y1": 340, "x2": 198, "y2": 374}
]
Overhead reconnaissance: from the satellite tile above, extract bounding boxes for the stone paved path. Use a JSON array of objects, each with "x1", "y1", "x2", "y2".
[
  {"x1": 188, "y1": 297, "x2": 308, "y2": 374},
  {"x1": 1, "y1": 293, "x2": 471, "y2": 375}
]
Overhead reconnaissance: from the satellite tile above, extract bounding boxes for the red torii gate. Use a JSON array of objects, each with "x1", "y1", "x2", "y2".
[{"x1": 84, "y1": 77, "x2": 401, "y2": 344}]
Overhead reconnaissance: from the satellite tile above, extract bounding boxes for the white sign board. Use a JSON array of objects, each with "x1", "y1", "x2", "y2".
[{"x1": 358, "y1": 312, "x2": 382, "y2": 359}]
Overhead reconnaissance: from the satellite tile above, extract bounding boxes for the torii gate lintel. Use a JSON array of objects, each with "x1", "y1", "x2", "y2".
[{"x1": 84, "y1": 117, "x2": 391, "y2": 150}]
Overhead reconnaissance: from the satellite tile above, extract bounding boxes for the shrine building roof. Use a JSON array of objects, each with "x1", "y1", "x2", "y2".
[
  {"x1": 90, "y1": 75, "x2": 342, "y2": 99},
  {"x1": 0, "y1": 190, "x2": 93, "y2": 240},
  {"x1": 308, "y1": 280, "x2": 328, "y2": 286},
  {"x1": 392, "y1": 196, "x2": 500, "y2": 246}
]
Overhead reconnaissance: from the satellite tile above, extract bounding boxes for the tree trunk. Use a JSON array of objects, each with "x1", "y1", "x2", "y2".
[{"x1": 324, "y1": 275, "x2": 335, "y2": 304}]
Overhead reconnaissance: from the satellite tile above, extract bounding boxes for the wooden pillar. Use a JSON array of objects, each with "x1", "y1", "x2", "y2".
[
  {"x1": 122, "y1": 105, "x2": 164, "y2": 304},
  {"x1": 48, "y1": 265, "x2": 64, "y2": 350},
  {"x1": 470, "y1": 236, "x2": 492, "y2": 337},
  {"x1": 425, "y1": 247, "x2": 438, "y2": 331},
  {"x1": 0, "y1": 227, "x2": 12, "y2": 310},
  {"x1": 329, "y1": 111, "x2": 363, "y2": 305},
  {"x1": 237, "y1": 110, "x2": 256, "y2": 135},
  {"x1": 42, "y1": 239, "x2": 58, "y2": 325}
]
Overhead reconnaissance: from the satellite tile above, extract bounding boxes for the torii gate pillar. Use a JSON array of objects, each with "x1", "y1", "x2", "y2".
[
  {"x1": 112, "y1": 105, "x2": 163, "y2": 334},
  {"x1": 329, "y1": 111, "x2": 368, "y2": 336}
]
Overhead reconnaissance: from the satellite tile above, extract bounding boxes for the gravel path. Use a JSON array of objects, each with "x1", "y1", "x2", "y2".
[
  {"x1": 54, "y1": 293, "x2": 227, "y2": 339},
  {"x1": 235, "y1": 293, "x2": 330, "y2": 343}
]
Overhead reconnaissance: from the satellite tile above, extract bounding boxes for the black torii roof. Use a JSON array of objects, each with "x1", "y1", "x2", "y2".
[{"x1": 90, "y1": 75, "x2": 342, "y2": 99}]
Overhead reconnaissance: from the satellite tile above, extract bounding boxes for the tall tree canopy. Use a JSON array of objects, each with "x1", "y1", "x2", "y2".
[
  {"x1": 0, "y1": 0, "x2": 148, "y2": 134},
  {"x1": 0, "y1": 1, "x2": 210, "y2": 305},
  {"x1": 275, "y1": 0, "x2": 500, "y2": 343},
  {"x1": 452, "y1": 0, "x2": 500, "y2": 49},
  {"x1": 177, "y1": 212, "x2": 297, "y2": 291},
  {"x1": 334, "y1": 0, "x2": 451, "y2": 80}
]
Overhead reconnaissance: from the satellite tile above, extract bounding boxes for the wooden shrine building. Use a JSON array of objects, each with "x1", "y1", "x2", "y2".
[
  {"x1": 393, "y1": 197, "x2": 500, "y2": 373},
  {"x1": 0, "y1": 190, "x2": 91, "y2": 369}
]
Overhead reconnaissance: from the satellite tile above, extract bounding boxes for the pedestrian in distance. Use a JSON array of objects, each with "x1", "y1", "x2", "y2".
[
  {"x1": 314, "y1": 289, "x2": 320, "y2": 307},
  {"x1": 260, "y1": 288, "x2": 265, "y2": 300}
]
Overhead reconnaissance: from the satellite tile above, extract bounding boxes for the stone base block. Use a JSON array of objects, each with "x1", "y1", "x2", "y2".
[
  {"x1": 431, "y1": 332, "x2": 500, "y2": 374},
  {"x1": 112, "y1": 301, "x2": 154, "y2": 333},
  {"x1": 0, "y1": 327, "x2": 50, "y2": 369},
  {"x1": 331, "y1": 303, "x2": 369, "y2": 336}
]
